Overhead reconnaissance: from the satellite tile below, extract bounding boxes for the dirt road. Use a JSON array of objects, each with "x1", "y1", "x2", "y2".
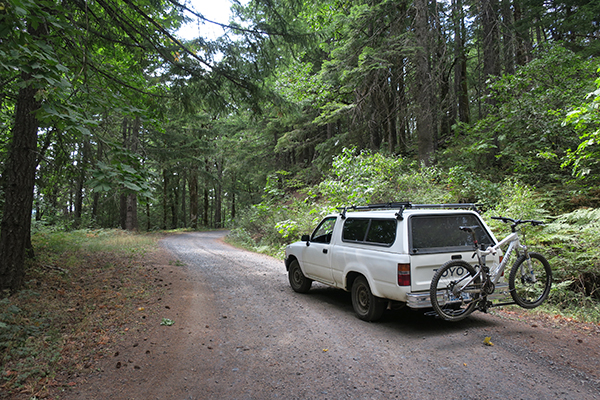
[{"x1": 66, "y1": 231, "x2": 600, "y2": 399}]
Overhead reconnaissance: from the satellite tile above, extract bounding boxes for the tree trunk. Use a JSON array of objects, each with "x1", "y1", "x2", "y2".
[
  {"x1": 501, "y1": 0, "x2": 515, "y2": 75},
  {"x1": 181, "y1": 170, "x2": 187, "y2": 228},
  {"x1": 214, "y1": 159, "x2": 223, "y2": 229},
  {"x1": 146, "y1": 202, "x2": 151, "y2": 231},
  {"x1": 397, "y1": 66, "x2": 408, "y2": 154},
  {"x1": 91, "y1": 140, "x2": 103, "y2": 224},
  {"x1": 74, "y1": 169, "x2": 85, "y2": 229},
  {"x1": 231, "y1": 191, "x2": 236, "y2": 221},
  {"x1": 125, "y1": 193, "x2": 138, "y2": 231},
  {"x1": 513, "y1": 1, "x2": 531, "y2": 66},
  {"x1": 162, "y1": 169, "x2": 169, "y2": 230},
  {"x1": 203, "y1": 159, "x2": 210, "y2": 226},
  {"x1": 203, "y1": 186, "x2": 209, "y2": 227},
  {"x1": 120, "y1": 193, "x2": 127, "y2": 230},
  {"x1": 414, "y1": 0, "x2": 435, "y2": 166},
  {"x1": 0, "y1": 70, "x2": 42, "y2": 292},
  {"x1": 74, "y1": 139, "x2": 90, "y2": 229},
  {"x1": 189, "y1": 166, "x2": 199, "y2": 230},
  {"x1": 171, "y1": 175, "x2": 178, "y2": 229},
  {"x1": 453, "y1": 0, "x2": 470, "y2": 124},
  {"x1": 121, "y1": 116, "x2": 139, "y2": 231},
  {"x1": 481, "y1": 0, "x2": 501, "y2": 116}
]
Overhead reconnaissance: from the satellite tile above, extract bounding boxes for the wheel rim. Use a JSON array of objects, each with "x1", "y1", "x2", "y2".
[
  {"x1": 291, "y1": 266, "x2": 303, "y2": 287},
  {"x1": 430, "y1": 261, "x2": 479, "y2": 321},
  {"x1": 356, "y1": 284, "x2": 369, "y2": 313},
  {"x1": 513, "y1": 257, "x2": 549, "y2": 305}
]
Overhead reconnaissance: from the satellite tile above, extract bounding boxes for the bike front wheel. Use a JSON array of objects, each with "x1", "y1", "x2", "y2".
[
  {"x1": 430, "y1": 260, "x2": 480, "y2": 322},
  {"x1": 509, "y1": 252, "x2": 552, "y2": 309}
]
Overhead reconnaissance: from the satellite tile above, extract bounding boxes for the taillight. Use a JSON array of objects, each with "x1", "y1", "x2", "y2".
[{"x1": 398, "y1": 263, "x2": 410, "y2": 286}]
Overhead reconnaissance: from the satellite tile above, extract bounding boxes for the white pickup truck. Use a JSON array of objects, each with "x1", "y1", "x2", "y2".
[{"x1": 284, "y1": 203, "x2": 504, "y2": 321}]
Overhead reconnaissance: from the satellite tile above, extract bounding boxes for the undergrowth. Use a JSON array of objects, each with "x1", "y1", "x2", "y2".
[{"x1": 0, "y1": 229, "x2": 161, "y2": 399}]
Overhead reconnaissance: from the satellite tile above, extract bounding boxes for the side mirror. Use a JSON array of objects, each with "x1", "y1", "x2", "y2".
[{"x1": 301, "y1": 234, "x2": 310, "y2": 246}]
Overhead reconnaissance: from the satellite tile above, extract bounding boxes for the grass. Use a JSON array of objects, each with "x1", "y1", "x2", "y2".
[{"x1": 0, "y1": 229, "x2": 163, "y2": 399}]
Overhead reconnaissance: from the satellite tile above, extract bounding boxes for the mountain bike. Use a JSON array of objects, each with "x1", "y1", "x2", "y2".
[{"x1": 430, "y1": 216, "x2": 553, "y2": 322}]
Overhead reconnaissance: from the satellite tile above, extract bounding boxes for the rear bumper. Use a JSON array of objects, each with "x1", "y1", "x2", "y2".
[{"x1": 407, "y1": 282, "x2": 510, "y2": 309}]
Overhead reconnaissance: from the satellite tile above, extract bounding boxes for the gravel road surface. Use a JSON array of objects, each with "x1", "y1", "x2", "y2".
[{"x1": 67, "y1": 231, "x2": 600, "y2": 400}]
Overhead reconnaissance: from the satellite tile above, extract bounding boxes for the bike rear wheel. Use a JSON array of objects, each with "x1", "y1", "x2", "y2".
[
  {"x1": 430, "y1": 260, "x2": 480, "y2": 322},
  {"x1": 509, "y1": 252, "x2": 552, "y2": 308}
]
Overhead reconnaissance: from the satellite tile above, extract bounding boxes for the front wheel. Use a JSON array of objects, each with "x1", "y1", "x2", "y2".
[
  {"x1": 351, "y1": 276, "x2": 386, "y2": 322},
  {"x1": 509, "y1": 252, "x2": 552, "y2": 308},
  {"x1": 430, "y1": 260, "x2": 479, "y2": 322},
  {"x1": 288, "y1": 259, "x2": 312, "y2": 293}
]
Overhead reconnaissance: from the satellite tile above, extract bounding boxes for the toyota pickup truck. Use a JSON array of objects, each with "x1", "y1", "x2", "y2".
[{"x1": 284, "y1": 203, "x2": 505, "y2": 321}]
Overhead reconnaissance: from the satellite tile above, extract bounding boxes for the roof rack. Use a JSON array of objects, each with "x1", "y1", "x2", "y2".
[{"x1": 337, "y1": 202, "x2": 480, "y2": 220}]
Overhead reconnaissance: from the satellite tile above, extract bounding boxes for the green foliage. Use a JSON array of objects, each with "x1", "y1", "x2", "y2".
[
  {"x1": 313, "y1": 147, "x2": 447, "y2": 205},
  {"x1": 540, "y1": 209, "x2": 600, "y2": 283},
  {"x1": 88, "y1": 145, "x2": 155, "y2": 200},
  {"x1": 444, "y1": 165, "x2": 502, "y2": 208},
  {"x1": 485, "y1": 180, "x2": 550, "y2": 222},
  {"x1": 232, "y1": 149, "x2": 506, "y2": 255},
  {"x1": 229, "y1": 199, "x2": 330, "y2": 258},
  {"x1": 263, "y1": 170, "x2": 292, "y2": 200},
  {"x1": 562, "y1": 67, "x2": 600, "y2": 182},
  {"x1": 274, "y1": 57, "x2": 329, "y2": 106},
  {"x1": 444, "y1": 45, "x2": 597, "y2": 186}
]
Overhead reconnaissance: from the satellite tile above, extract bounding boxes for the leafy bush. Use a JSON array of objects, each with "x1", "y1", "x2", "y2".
[
  {"x1": 314, "y1": 147, "x2": 403, "y2": 204},
  {"x1": 444, "y1": 165, "x2": 502, "y2": 208},
  {"x1": 229, "y1": 199, "x2": 334, "y2": 258},
  {"x1": 540, "y1": 209, "x2": 600, "y2": 299},
  {"x1": 443, "y1": 45, "x2": 597, "y2": 188},
  {"x1": 562, "y1": 66, "x2": 600, "y2": 183},
  {"x1": 485, "y1": 179, "x2": 550, "y2": 222},
  {"x1": 314, "y1": 147, "x2": 449, "y2": 205}
]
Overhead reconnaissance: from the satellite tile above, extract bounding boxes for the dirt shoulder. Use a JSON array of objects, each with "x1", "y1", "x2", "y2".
[{"x1": 54, "y1": 246, "x2": 205, "y2": 400}]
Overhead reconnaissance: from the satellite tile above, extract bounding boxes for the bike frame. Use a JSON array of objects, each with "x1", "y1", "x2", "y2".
[{"x1": 455, "y1": 230, "x2": 527, "y2": 294}]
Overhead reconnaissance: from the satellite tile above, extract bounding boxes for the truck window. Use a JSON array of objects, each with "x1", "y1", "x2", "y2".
[
  {"x1": 365, "y1": 219, "x2": 397, "y2": 245},
  {"x1": 409, "y1": 214, "x2": 494, "y2": 254},
  {"x1": 343, "y1": 218, "x2": 396, "y2": 246},
  {"x1": 342, "y1": 218, "x2": 370, "y2": 242},
  {"x1": 311, "y1": 217, "x2": 337, "y2": 244}
]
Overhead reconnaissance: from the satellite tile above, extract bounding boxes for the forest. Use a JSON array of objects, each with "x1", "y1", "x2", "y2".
[{"x1": 1, "y1": 0, "x2": 600, "y2": 310}]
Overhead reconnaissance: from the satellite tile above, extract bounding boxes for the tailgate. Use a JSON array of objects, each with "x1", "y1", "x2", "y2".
[{"x1": 410, "y1": 251, "x2": 475, "y2": 292}]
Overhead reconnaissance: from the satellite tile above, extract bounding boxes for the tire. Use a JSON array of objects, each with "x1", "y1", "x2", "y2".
[
  {"x1": 288, "y1": 259, "x2": 312, "y2": 293},
  {"x1": 430, "y1": 260, "x2": 479, "y2": 322},
  {"x1": 509, "y1": 252, "x2": 552, "y2": 309},
  {"x1": 351, "y1": 276, "x2": 386, "y2": 322}
]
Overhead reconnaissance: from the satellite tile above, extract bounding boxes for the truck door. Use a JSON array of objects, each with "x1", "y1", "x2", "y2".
[{"x1": 302, "y1": 216, "x2": 336, "y2": 284}]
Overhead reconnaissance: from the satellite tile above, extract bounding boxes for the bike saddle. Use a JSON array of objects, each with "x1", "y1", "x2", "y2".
[{"x1": 459, "y1": 225, "x2": 479, "y2": 233}]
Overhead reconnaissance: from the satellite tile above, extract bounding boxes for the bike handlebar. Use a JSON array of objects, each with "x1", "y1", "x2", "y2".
[{"x1": 491, "y1": 216, "x2": 545, "y2": 230}]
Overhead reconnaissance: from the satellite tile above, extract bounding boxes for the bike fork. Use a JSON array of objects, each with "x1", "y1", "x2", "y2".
[{"x1": 520, "y1": 252, "x2": 538, "y2": 283}]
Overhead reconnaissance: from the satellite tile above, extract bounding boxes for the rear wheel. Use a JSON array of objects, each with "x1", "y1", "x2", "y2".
[
  {"x1": 351, "y1": 276, "x2": 386, "y2": 322},
  {"x1": 288, "y1": 259, "x2": 312, "y2": 293},
  {"x1": 509, "y1": 252, "x2": 552, "y2": 308},
  {"x1": 430, "y1": 260, "x2": 479, "y2": 322}
]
